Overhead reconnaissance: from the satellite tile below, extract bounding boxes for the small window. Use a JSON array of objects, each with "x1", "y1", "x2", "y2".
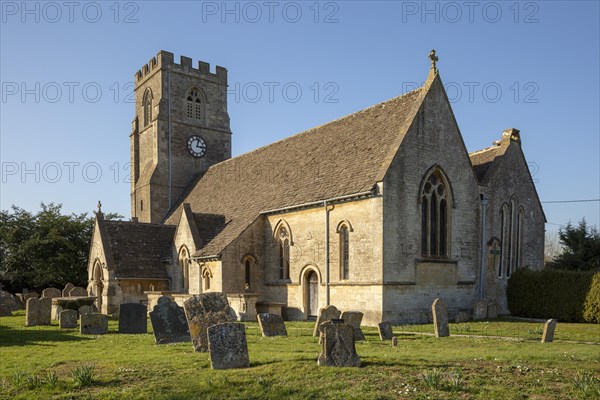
[
  {"x1": 142, "y1": 88, "x2": 152, "y2": 126},
  {"x1": 186, "y1": 88, "x2": 203, "y2": 120},
  {"x1": 339, "y1": 225, "x2": 349, "y2": 280},
  {"x1": 140, "y1": 200, "x2": 144, "y2": 211},
  {"x1": 245, "y1": 259, "x2": 251, "y2": 290}
]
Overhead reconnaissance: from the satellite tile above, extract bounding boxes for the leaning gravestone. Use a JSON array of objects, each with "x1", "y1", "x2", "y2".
[
  {"x1": 473, "y1": 299, "x2": 488, "y2": 320},
  {"x1": 317, "y1": 321, "x2": 361, "y2": 367},
  {"x1": 69, "y1": 287, "x2": 88, "y2": 297},
  {"x1": 41, "y1": 288, "x2": 61, "y2": 299},
  {"x1": 80, "y1": 313, "x2": 108, "y2": 334},
  {"x1": 257, "y1": 313, "x2": 287, "y2": 337},
  {"x1": 59, "y1": 309, "x2": 78, "y2": 328},
  {"x1": 62, "y1": 283, "x2": 75, "y2": 297},
  {"x1": 0, "y1": 290, "x2": 17, "y2": 316},
  {"x1": 149, "y1": 296, "x2": 190, "y2": 344},
  {"x1": 25, "y1": 297, "x2": 51, "y2": 326},
  {"x1": 432, "y1": 298, "x2": 450, "y2": 337},
  {"x1": 378, "y1": 321, "x2": 394, "y2": 340},
  {"x1": 541, "y1": 319, "x2": 557, "y2": 343},
  {"x1": 313, "y1": 305, "x2": 341, "y2": 337},
  {"x1": 207, "y1": 322, "x2": 250, "y2": 369},
  {"x1": 340, "y1": 311, "x2": 365, "y2": 341},
  {"x1": 119, "y1": 303, "x2": 148, "y2": 334},
  {"x1": 183, "y1": 293, "x2": 237, "y2": 352}
]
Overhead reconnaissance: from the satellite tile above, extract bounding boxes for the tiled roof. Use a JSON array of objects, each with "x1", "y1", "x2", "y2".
[
  {"x1": 103, "y1": 220, "x2": 176, "y2": 279},
  {"x1": 165, "y1": 87, "x2": 426, "y2": 257},
  {"x1": 469, "y1": 143, "x2": 507, "y2": 184}
]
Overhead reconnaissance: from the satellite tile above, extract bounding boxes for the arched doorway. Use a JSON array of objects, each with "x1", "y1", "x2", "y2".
[
  {"x1": 92, "y1": 261, "x2": 103, "y2": 312},
  {"x1": 305, "y1": 270, "x2": 318, "y2": 319}
]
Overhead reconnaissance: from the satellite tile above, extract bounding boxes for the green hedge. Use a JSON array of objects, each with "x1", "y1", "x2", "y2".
[{"x1": 507, "y1": 268, "x2": 599, "y2": 322}]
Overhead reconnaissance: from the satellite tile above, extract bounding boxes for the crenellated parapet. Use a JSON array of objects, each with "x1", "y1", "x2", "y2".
[{"x1": 135, "y1": 50, "x2": 228, "y2": 86}]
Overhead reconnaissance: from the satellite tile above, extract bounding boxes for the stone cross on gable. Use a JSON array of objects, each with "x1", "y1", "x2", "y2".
[{"x1": 428, "y1": 49, "x2": 439, "y2": 71}]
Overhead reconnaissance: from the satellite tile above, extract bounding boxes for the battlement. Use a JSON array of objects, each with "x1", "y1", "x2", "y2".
[{"x1": 135, "y1": 50, "x2": 227, "y2": 84}]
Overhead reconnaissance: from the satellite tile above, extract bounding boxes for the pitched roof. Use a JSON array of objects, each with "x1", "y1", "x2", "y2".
[
  {"x1": 469, "y1": 143, "x2": 507, "y2": 184},
  {"x1": 102, "y1": 220, "x2": 176, "y2": 279},
  {"x1": 165, "y1": 86, "x2": 426, "y2": 257}
]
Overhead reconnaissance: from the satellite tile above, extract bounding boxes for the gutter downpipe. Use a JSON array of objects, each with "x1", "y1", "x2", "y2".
[
  {"x1": 324, "y1": 200, "x2": 331, "y2": 306},
  {"x1": 479, "y1": 194, "x2": 488, "y2": 299}
]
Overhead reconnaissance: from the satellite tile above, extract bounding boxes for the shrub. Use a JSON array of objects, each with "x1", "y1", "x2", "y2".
[
  {"x1": 507, "y1": 269, "x2": 597, "y2": 322},
  {"x1": 583, "y1": 273, "x2": 600, "y2": 323}
]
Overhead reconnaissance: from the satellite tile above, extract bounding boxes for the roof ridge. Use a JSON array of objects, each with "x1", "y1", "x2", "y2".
[
  {"x1": 207, "y1": 87, "x2": 424, "y2": 170},
  {"x1": 469, "y1": 144, "x2": 501, "y2": 156}
]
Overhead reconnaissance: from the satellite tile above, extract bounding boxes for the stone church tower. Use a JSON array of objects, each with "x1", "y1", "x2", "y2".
[{"x1": 130, "y1": 51, "x2": 231, "y2": 223}]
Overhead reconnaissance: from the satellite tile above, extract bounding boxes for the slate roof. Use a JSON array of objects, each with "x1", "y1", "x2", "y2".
[
  {"x1": 102, "y1": 220, "x2": 176, "y2": 279},
  {"x1": 165, "y1": 86, "x2": 427, "y2": 257},
  {"x1": 469, "y1": 143, "x2": 507, "y2": 184}
]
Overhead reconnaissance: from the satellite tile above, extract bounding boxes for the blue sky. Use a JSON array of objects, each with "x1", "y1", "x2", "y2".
[{"x1": 1, "y1": 1, "x2": 599, "y2": 233}]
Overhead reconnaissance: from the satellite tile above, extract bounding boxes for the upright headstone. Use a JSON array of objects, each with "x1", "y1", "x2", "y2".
[
  {"x1": 486, "y1": 301, "x2": 498, "y2": 319},
  {"x1": 118, "y1": 303, "x2": 148, "y2": 334},
  {"x1": 62, "y1": 283, "x2": 75, "y2": 297},
  {"x1": 378, "y1": 321, "x2": 394, "y2": 340},
  {"x1": 41, "y1": 288, "x2": 61, "y2": 299},
  {"x1": 455, "y1": 311, "x2": 470, "y2": 323},
  {"x1": 78, "y1": 305, "x2": 92, "y2": 315},
  {"x1": 541, "y1": 319, "x2": 557, "y2": 343},
  {"x1": 432, "y1": 298, "x2": 450, "y2": 337},
  {"x1": 473, "y1": 300, "x2": 488, "y2": 320},
  {"x1": 392, "y1": 337, "x2": 398, "y2": 347},
  {"x1": 69, "y1": 287, "x2": 88, "y2": 297},
  {"x1": 59, "y1": 309, "x2": 78, "y2": 328},
  {"x1": 149, "y1": 296, "x2": 190, "y2": 344},
  {"x1": 257, "y1": 313, "x2": 287, "y2": 337},
  {"x1": 312, "y1": 305, "x2": 341, "y2": 337},
  {"x1": 25, "y1": 297, "x2": 51, "y2": 326},
  {"x1": 207, "y1": 322, "x2": 250, "y2": 369},
  {"x1": 317, "y1": 321, "x2": 361, "y2": 367},
  {"x1": 340, "y1": 311, "x2": 365, "y2": 341},
  {"x1": 80, "y1": 313, "x2": 108, "y2": 334},
  {"x1": 183, "y1": 293, "x2": 237, "y2": 352},
  {"x1": 0, "y1": 290, "x2": 16, "y2": 316}
]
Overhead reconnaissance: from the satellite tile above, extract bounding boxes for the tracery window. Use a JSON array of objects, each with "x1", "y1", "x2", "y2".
[
  {"x1": 421, "y1": 169, "x2": 450, "y2": 258},
  {"x1": 186, "y1": 87, "x2": 203, "y2": 120},
  {"x1": 277, "y1": 227, "x2": 290, "y2": 280},
  {"x1": 178, "y1": 246, "x2": 190, "y2": 292}
]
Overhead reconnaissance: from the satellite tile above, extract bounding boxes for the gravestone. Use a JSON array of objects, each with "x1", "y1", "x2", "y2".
[
  {"x1": 473, "y1": 300, "x2": 488, "y2": 320},
  {"x1": 0, "y1": 290, "x2": 17, "y2": 316},
  {"x1": 62, "y1": 283, "x2": 75, "y2": 297},
  {"x1": 183, "y1": 293, "x2": 237, "y2": 352},
  {"x1": 392, "y1": 337, "x2": 398, "y2": 347},
  {"x1": 340, "y1": 311, "x2": 365, "y2": 341},
  {"x1": 25, "y1": 297, "x2": 51, "y2": 326},
  {"x1": 59, "y1": 309, "x2": 78, "y2": 328},
  {"x1": 312, "y1": 305, "x2": 341, "y2": 337},
  {"x1": 207, "y1": 322, "x2": 250, "y2": 369},
  {"x1": 541, "y1": 319, "x2": 557, "y2": 343},
  {"x1": 80, "y1": 313, "x2": 108, "y2": 334},
  {"x1": 69, "y1": 287, "x2": 88, "y2": 297},
  {"x1": 78, "y1": 305, "x2": 92, "y2": 315},
  {"x1": 41, "y1": 288, "x2": 61, "y2": 299},
  {"x1": 378, "y1": 321, "x2": 393, "y2": 340},
  {"x1": 486, "y1": 301, "x2": 498, "y2": 319},
  {"x1": 317, "y1": 321, "x2": 361, "y2": 367},
  {"x1": 432, "y1": 298, "x2": 450, "y2": 337},
  {"x1": 455, "y1": 311, "x2": 470, "y2": 323},
  {"x1": 257, "y1": 313, "x2": 287, "y2": 337},
  {"x1": 119, "y1": 303, "x2": 148, "y2": 334},
  {"x1": 149, "y1": 296, "x2": 190, "y2": 344}
]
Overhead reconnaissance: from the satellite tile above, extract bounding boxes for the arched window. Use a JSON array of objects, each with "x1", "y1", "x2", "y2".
[
  {"x1": 245, "y1": 259, "x2": 251, "y2": 290},
  {"x1": 277, "y1": 227, "x2": 290, "y2": 280},
  {"x1": 421, "y1": 169, "x2": 450, "y2": 258},
  {"x1": 339, "y1": 225, "x2": 349, "y2": 280},
  {"x1": 202, "y1": 268, "x2": 211, "y2": 291},
  {"x1": 186, "y1": 87, "x2": 203, "y2": 120},
  {"x1": 516, "y1": 208, "x2": 524, "y2": 270},
  {"x1": 499, "y1": 204, "x2": 509, "y2": 278},
  {"x1": 178, "y1": 246, "x2": 190, "y2": 293},
  {"x1": 507, "y1": 198, "x2": 517, "y2": 278},
  {"x1": 142, "y1": 88, "x2": 152, "y2": 126}
]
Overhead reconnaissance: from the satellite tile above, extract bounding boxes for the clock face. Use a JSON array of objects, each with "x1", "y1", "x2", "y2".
[{"x1": 187, "y1": 135, "x2": 206, "y2": 158}]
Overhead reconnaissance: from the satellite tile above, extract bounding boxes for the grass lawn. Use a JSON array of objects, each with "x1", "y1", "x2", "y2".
[{"x1": 1, "y1": 312, "x2": 599, "y2": 399}]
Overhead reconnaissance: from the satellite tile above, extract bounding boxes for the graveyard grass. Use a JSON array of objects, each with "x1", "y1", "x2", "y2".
[{"x1": 1, "y1": 312, "x2": 599, "y2": 400}]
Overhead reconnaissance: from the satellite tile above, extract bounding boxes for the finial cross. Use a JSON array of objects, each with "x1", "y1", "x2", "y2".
[{"x1": 428, "y1": 49, "x2": 439, "y2": 71}]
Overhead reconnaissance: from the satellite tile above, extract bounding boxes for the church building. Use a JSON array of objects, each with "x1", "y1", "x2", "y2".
[{"x1": 87, "y1": 50, "x2": 545, "y2": 325}]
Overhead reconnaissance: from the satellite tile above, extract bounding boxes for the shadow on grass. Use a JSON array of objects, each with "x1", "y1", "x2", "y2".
[{"x1": 0, "y1": 323, "x2": 93, "y2": 346}]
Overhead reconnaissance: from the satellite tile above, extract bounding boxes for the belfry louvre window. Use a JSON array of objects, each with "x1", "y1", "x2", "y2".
[
  {"x1": 186, "y1": 88, "x2": 202, "y2": 119},
  {"x1": 421, "y1": 169, "x2": 449, "y2": 258},
  {"x1": 142, "y1": 88, "x2": 152, "y2": 126}
]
